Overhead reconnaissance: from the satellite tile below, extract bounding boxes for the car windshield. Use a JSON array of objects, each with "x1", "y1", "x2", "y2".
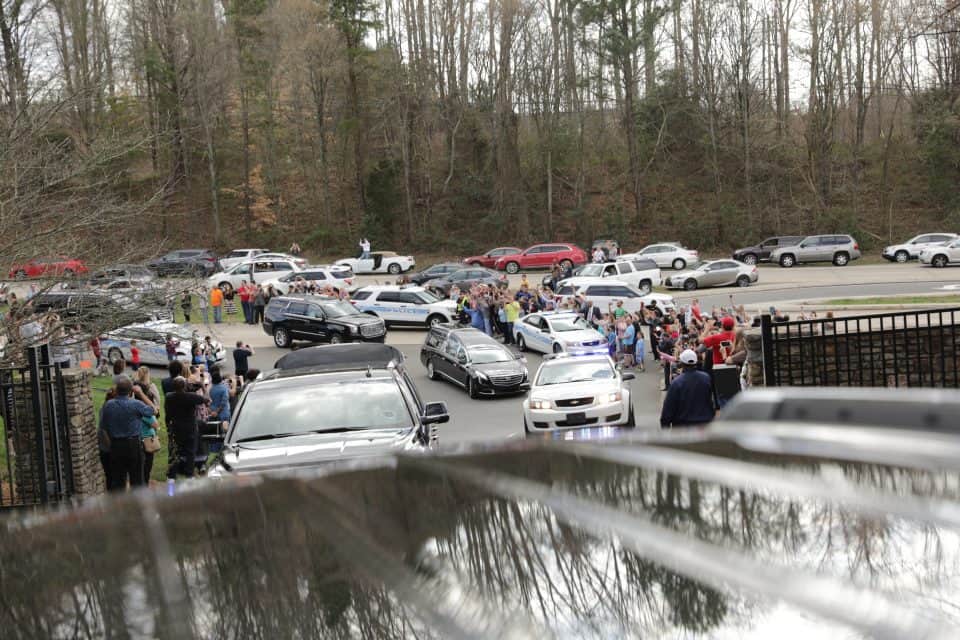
[
  {"x1": 320, "y1": 301, "x2": 360, "y2": 318},
  {"x1": 468, "y1": 346, "x2": 514, "y2": 364},
  {"x1": 579, "y1": 264, "x2": 605, "y2": 276},
  {"x1": 548, "y1": 316, "x2": 589, "y2": 332},
  {"x1": 537, "y1": 361, "x2": 615, "y2": 385},
  {"x1": 413, "y1": 290, "x2": 441, "y2": 304},
  {"x1": 232, "y1": 379, "x2": 413, "y2": 442}
]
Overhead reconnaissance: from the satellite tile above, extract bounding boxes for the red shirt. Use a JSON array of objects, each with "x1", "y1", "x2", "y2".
[
  {"x1": 702, "y1": 331, "x2": 735, "y2": 365},
  {"x1": 130, "y1": 347, "x2": 140, "y2": 365}
]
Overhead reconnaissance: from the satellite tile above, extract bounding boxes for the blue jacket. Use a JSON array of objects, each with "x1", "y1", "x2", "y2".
[
  {"x1": 660, "y1": 369, "x2": 715, "y2": 427},
  {"x1": 101, "y1": 397, "x2": 155, "y2": 439},
  {"x1": 209, "y1": 382, "x2": 231, "y2": 422}
]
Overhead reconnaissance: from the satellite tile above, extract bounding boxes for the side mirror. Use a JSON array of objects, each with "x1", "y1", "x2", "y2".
[
  {"x1": 422, "y1": 401, "x2": 450, "y2": 425},
  {"x1": 622, "y1": 372, "x2": 636, "y2": 381},
  {"x1": 457, "y1": 354, "x2": 468, "y2": 365}
]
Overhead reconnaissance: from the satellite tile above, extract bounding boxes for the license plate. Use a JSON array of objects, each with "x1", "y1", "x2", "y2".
[{"x1": 565, "y1": 412, "x2": 587, "y2": 425}]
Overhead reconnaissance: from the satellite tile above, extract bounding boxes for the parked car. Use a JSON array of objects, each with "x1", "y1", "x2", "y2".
[
  {"x1": 625, "y1": 243, "x2": 700, "y2": 270},
  {"x1": 555, "y1": 279, "x2": 676, "y2": 314},
  {"x1": 494, "y1": 243, "x2": 589, "y2": 274},
  {"x1": 101, "y1": 321, "x2": 225, "y2": 366},
  {"x1": 335, "y1": 252, "x2": 415, "y2": 275},
  {"x1": 560, "y1": 257, "x2": 661, "y2": 293},
  {"x1": 208, "y1": 258, "x2": 302, "y2": 292},
  {"x1": 219, "y1": 248, "x2": 271, "y2": 270},
  {"x1": 919, "y1": 237, "x2": 960, "y2": 267},
  {"x1": 350, "y1": 285, "x2": 458, "y2": 328},
  {"x1": 770, "y1": 234, "x2": 861, "y2": 267},
  {"x1": 664, "y1": 260, "x2": 759, "y2": 291},
  {"x1": 423, "y1": 267, "x2": 508, "y2": 297},
  {"x1": 147, "y1": 249, "x2": 219, "y2": 276},
  {"x1": 87, "y1": 264, "x2": 155, "y2": 286},
  {"x1": 421, "y1": 326, "x2": 530, "y2": 398},
  {"x1": 207, "y1": 344, "x2": 448, "y2": 477},
  {"x1": 8, "y1": 256, "x2": 88, "y2": 279},
  {"x1": 513, "y1": 311, "x2": 609, "y2": 356},
  {"x1": 523, "y1": 353, "x2": 634, "y2": 432},
  {"x1": 407, "y1": 262, "x2": 463, "y2": 285},
  {"x1": 262, "y1": 294, "x2": 387, "y2": 348},
  {"x1": 463, "y1": 247, "x2": 523, "y2": 268},
  {"x1": 251, "y1": 252, "x2": 308, "y2": 268},
  {"x1": 882, "y1": 233, "x2": 958, "y2": 263},
  {"x1": 731, "y1": 236, "x2": 806, "y2": 265},
  {"x1": 260, "y1": 266, "x2": 354, "y2": 295}
]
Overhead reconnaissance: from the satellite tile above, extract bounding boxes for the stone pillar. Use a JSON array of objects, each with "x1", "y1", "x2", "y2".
[
  {"x1": 62, "y1": 370, "x2": 105, "y2": 497},
  {"x1": 745, "y1": 329, "x2": 765, "y2": 387}
]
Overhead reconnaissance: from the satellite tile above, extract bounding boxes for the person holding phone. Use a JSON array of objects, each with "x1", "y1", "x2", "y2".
[{"x1": 701, "y1": 316, "x2": 737, "y2": 365}]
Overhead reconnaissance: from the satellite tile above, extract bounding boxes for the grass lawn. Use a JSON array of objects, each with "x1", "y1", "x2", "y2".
[
  {"x1": 822, "y1": 295, "x2": 960, "y2": 306},
  {"x1": 169, "y1": 294, "x2": 247, "y2": 325}
]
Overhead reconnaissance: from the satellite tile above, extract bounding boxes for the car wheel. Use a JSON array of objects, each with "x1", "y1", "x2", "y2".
[
  {"x1": 932, "y1": 254, "x2": 948, "y2": 268},
  {"x1": 426, "y1": 360, "x2": 437, "y2": 380},
  {"x1": 683, "y1": 278, "x2": 698, "y2": 291},
  {"x1": 426, "y1": 313, "x2": 446, "y2": 329},
  {"x1": 737, "y1": 275, "x2": 750, "y2": 287},
  {"x1": 741, "y1": 253, "x2": 758, "y2": 265},
  {"x1": 329, "y1": 333, "x2": 343, "y2": 344},
  {"x1": 218, "y1": 282, "x2": 233, "y2": 294},
  {"x1": 107, "y1": 348, "x2": 123, "y2": 364},
  {"x1": 639, "y1": 280, "x2": 652, "y2": 294},
  {"x1": 505, "y1": 261, "x2": 520, "y2": 274},
  {"x1": 552, "y1": 342, "x2": 563, "y2": 354},
  {"x1": 833, "y1": 252, "x2": 849, "y2": 266},
  {"x1": 894, "y1": 250, "x2": 909, "y2": 263},
  {"x1": 387, "y1": 263, "x2": 402, "y2": 275},
  {"x1": 779, "y1": 254, "x2": 795, "y2": 268},
  {"x1": 14, "y1": 270, "x2": 26, "y2": 280},
  {"x1": 672, "y1": 258, "x2": 686, "y2": 270},
  {"x1": 467, "y1": 377, "x2": 480, "y2": 399},
  {"x1": 517, "y1": 335, "x2": 527, "y2": 352},
  {"x1": 273, "y1": 327, "x2": 291, "y2": 348},
  {"x1": 625, "y1": 405, "x2": 635, "y2": 427}
]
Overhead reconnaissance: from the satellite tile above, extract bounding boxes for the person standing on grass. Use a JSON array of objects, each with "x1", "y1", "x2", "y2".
[
  {"x1": 253, "y1": 286, "x2": 266, "y2": 324},
  {"x1": 129, "y1": 341, "x2": 141, "y2": 371},
  {"x1": 210, "y1": 286, "x2": 223, "y2": 323},
  {"x1": 101, "y1": 377, "x2": 154, "y2": 491},
  {"x1": 197, "y1": 288, "x2": 209, "y2": 324},
  {"x1": 238, "y1": 280, "x2": 253, "y2": 324},
  {"x1": 180, "y1": 292, "x2": 192, "y2": 322},
  {"x1": 165, "y1": 376, "x2": 208, "y2": 481}
]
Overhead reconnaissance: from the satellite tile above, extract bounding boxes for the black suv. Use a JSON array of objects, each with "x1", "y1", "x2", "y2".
[
  {"x1": 207, "y1": 344, "x2": 449, "y2": 476},
  {"x1": 424, "y1": 267, "x2": 507, "y2": 297},
  {"x1": 263, "y1": 294, "x2": 386, "y2": 348},
  {"x1": 421, "y1": 326, "x2": 530, "y2": 398},
  {"x1": 731, "y1": 236, "x2": 805, "y2": 265},
  {"x1": 147, "y1": 249, "x2": 219, "y2": 276}
]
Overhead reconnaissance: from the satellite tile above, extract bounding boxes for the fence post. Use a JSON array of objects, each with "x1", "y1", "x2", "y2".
[
  {"x1": 26, "y1": 346, "x2": 49, "y2": 503},
  {"x1": 760, "y1": 314, "x2": 776, "y2": 387}
]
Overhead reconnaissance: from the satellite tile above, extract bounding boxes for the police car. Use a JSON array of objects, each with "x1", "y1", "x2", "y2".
[
  {"x1": 101, "y1": 321, "x2": 226, "y2": 367},
  {"x1": 351, "y1": 285, "x2": 458, "y2": 328},
  {"x1": 513, "y1": 311, "x2": 608, "y2": 356}
]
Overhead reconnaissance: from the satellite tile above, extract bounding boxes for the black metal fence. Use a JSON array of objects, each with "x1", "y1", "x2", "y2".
[
  {"x1": 0, "y1": 345, "x2": 73, "y2": 509},
  {"x1": 760, "y1": 308, "x2": 960, "y2": 388}
]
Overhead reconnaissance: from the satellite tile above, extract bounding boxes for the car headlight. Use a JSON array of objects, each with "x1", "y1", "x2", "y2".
[
  {"x1": 348, "y1": 325, "x2": 359, "y2": 334},
  {"x1": 529, "y1": 398, "x2": 552, "y2": 410},
  {"x1": 601, "y1": 392, "x2": 622, "y2": 404},
  {"x1": 476, "y1": 371, "x2": 489, "y2": 382}
]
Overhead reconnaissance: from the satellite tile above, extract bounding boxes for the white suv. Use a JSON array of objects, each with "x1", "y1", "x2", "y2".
[
  {"x1": 555, "y1": 278, "x2": 676, "y2": 314},
  {"x1": 219, "y1": 248, "x2": 270, "y2": 270},
  {"x1": 567, "y1": 258, "x2": 661, "y2": 293},
  {"x1": 882, "y1": 233, "x2": 957, "y2": 263},
  {"x1": 208, "y1": 258, "x2": 302, "y2": 292},
  {"x1": 261, "y1": 266, "x2": 355, "y2": 294},
  {"x1": 626, "y1": 243, "x2": 699, "y2": 270},
  {"x1": 351, "y1": 285, "x2": 457, "y2": 328}
]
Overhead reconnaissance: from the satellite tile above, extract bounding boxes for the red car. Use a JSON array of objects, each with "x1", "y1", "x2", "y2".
[
  {"x1": 9, "y1": 256, "x2": 88, "y2": 279},
  {"x1": 493, "y1": 243, "x2": 588, "y2": 274},
  {"x1": 463, "y1": 246, "x2": 523, "y2": 268}
]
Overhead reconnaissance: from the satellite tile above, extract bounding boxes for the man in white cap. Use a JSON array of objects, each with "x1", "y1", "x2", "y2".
[{"x1": 660, "y1": 348, "x2": 715, "y2": 428}]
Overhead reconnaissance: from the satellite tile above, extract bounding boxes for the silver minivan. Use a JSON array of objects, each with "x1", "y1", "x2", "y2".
[{"x1": 770, "y1": 234, "x2": 861, "y2": 267}]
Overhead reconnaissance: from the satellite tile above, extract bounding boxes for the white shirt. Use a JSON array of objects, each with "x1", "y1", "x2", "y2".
[{"x1": 360, "y1": 240, "x2": 371, "y2": 252}]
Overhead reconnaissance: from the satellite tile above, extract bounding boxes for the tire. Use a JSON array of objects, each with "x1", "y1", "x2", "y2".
[
  {"x1": 467, "y1": 377, "x2": 479, "y2": 399},
  {"x1": 833, "y1": 252, "x2": 849, "y2": 266},
  {"x1": 517, "y1": 334, "x2": 527, "y2": 352},
  {"x1": 779, "y1": 254, "x2": 795, "y2": 268},
  {"x1": 894, "y1": 250, "x2": 909, "y2": 263},
  {"x1": 426, "y1": 360, "x2": 437, "y2": 380},
  {"x1": 505, "y1": 261, "x2": 520, "y2": 274},
  {"x1": 736, "y1": 275, "x2": 750, "y2": 288},
  {"x1": 552, "y1": 342, "x2": 563, "y2": 354},
  {"x1": 329, "y1": 333, "x2": 343, "y2": 344},
  {"x1": 273, "y1": 327, "x2": 291, "y2": 348},
  {"x1": 672, "y1": 258, "x2": 686, "y2": 270},
  {"x1": 741, "y1": 253, "x2": 758, "y2": 265},
  {"x1": 638, "y1": 280, "x2": 652, "y2": 294},
  {"x1": 218, "y1": 282, "x2": 233, "y2": 294},
  {"x1": 932, "y1": 254, "x2": 948, "y2": 268},
  {"x1": 683, "y1": 278, "x2": 698, "y2": 291},
  {"x1": 387, "y1": 263, "x2": 402, "y2": 275},
  {"x1": 107, "y1": 347, "x2": 123, "y2": 364},
  {"x1": 426, "y1": 314, "x2": 446, "y2": 328},
  {"x1": 624, "y1": 405, "x2": 635, "y2": 427}
]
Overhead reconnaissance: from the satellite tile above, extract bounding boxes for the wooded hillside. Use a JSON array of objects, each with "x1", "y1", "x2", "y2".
[{"x1": 1, "y1": 0, "x2": 958, "y2": 258}]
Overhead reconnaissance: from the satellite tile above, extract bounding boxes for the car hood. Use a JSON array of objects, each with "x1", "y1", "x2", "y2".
[
  {"x1": 530, "y1": 378, "x2": 621, "y2": 400},
  {"x1": 331, "y1": 314, "x2": 384, "y2": 327},
  {"x1": 472, "y1": 360, "x2": 526, "y2": 377},
  {"x1": 220, "y1": 428, "x2": 420, "y2": 474}
]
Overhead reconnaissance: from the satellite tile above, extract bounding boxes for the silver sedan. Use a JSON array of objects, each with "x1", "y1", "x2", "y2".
[{"x1": 664, "y1": 259, "x2": 758, "y2": 291}]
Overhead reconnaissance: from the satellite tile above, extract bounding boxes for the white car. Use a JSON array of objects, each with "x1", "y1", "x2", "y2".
[
  {"x1": 219, "y1": 248, "x2": 270, "y2": 270},
  {"x1": 261, "y1": 266, "x2": 355, "y2": 295},
  {"x1": 568, "y1": 258, "x2": 661, "y2": 293},
  {"x1": 336, "y1": 251, "x2": 415, "y2": 275},
  {"x1": 255, "y1": 252, "x2": 308, "y2": 267},
  {"x1": 554, "y1": 279, "x2": 676, "y2": 314},
  {"x1": 625, "y1": 243, "x2": 700, "y2": 270},
  {"x1": 920, "y1": 238, "x2": 960, "y2": 268},
  {"x1": 663, "y1": 260, "x2": 759, "y2": 291},
  {"x1": 351, "y1": 285, "x2": 457, "y2": 328},
  {"x1": 208, "y1": 258, "x2": 302, "y2": 292},
  {"x1": 101, "y1": 321, "x2": 226, "y2": 366},
  {"x1": 514, "y1": 311, "x2": 608, "y2": 356},
  {"x1": 882, "y1": 233, "x2": 957, "y2": 263},
  {"x1": 523, "y1": 354, "x2": 634, "y2": 432}
]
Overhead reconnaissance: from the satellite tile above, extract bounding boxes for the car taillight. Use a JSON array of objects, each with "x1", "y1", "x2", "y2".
[{"x1": 854, "y1": 243, "x2": 860, "y2": 250}]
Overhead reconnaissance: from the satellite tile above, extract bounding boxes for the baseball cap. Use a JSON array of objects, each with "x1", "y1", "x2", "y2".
[
  {"x1": 721, "y1": 316, "x2": 736, "y2": 330},
  {"x1": 679, "y1": 349, "x2": 698, "y2": 365}
]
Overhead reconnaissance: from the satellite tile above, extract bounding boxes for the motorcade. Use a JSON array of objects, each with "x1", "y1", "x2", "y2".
[
  {"x1": 8, "y1": 256, "x2": 88, "y2": 279},
  {"x1": 262, "y1": 294, "x2": 386, "y2": 348},
  {"x1": 770, "y1": 234, "x2": 862, "y2": 267},
  {"x1": 513, "y1": 311, "x2": 608, "y2": 355},
  {"x1": 731, "y1": 236, "x2": 805, "y2": 265},
  {"x1": 664, "y1": 259, "x2": 758, "y2": 291},
  {"x1": 219, "y1": 248, "x2": 271, "y2": 270},
  {"x1": 351, "y1": 285, "x2": 458, "y2": 328},
  {"x1": 260, "y1": 266, "x2": 354, "y2": 295},
  {"x1": 463, "y1": 247, "x2": 523, "y2": 268},
  {"x1": 561, "y1": 257, "x2": 661, "y2": 293},
  {"x1": 147, "y1": 249, "x2": 219, "y2": 276},
  {"x1": 87, "y1": 264, "x2": 155, "y2": 286},
  {"x1": 208, "y1": 258, "x2": 302, "y2": 292},
  {"x1": 406, "y1": 262, "x2": 463, "y2": 285},
  {"x1": 206, "y1": 344, "x2": 448, "y2": 476},
  {"x1": 335, "y1": 251, "x2": 415, "y2": 275},
  {"x1": 101, "y1": 321, "x2": 225, "y2": 366},
  {"x1": 493, "y1": 243, "x2": 588, "y2": 274},
  {"x1": 882, "y1": 233, "x2": 957, "y2": 263},
  {"x1": 420, "y1": 326, "x2": 530, "y2": 398},
  {"x1": 920, "y1": 237, "x2": 960, "y2": 267},
  {"x1": 624, "y1": 243, "x2": 700, "y2": 270},
  {"x1": 423, "y1": 266, "x2": 507, "y2": 297},
  {"x1": 523, "y1": 353, "x2": 634, "y2": 431},
  {"x1": 554, "y1": 278, "x2": 676, "y2": 314}
]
